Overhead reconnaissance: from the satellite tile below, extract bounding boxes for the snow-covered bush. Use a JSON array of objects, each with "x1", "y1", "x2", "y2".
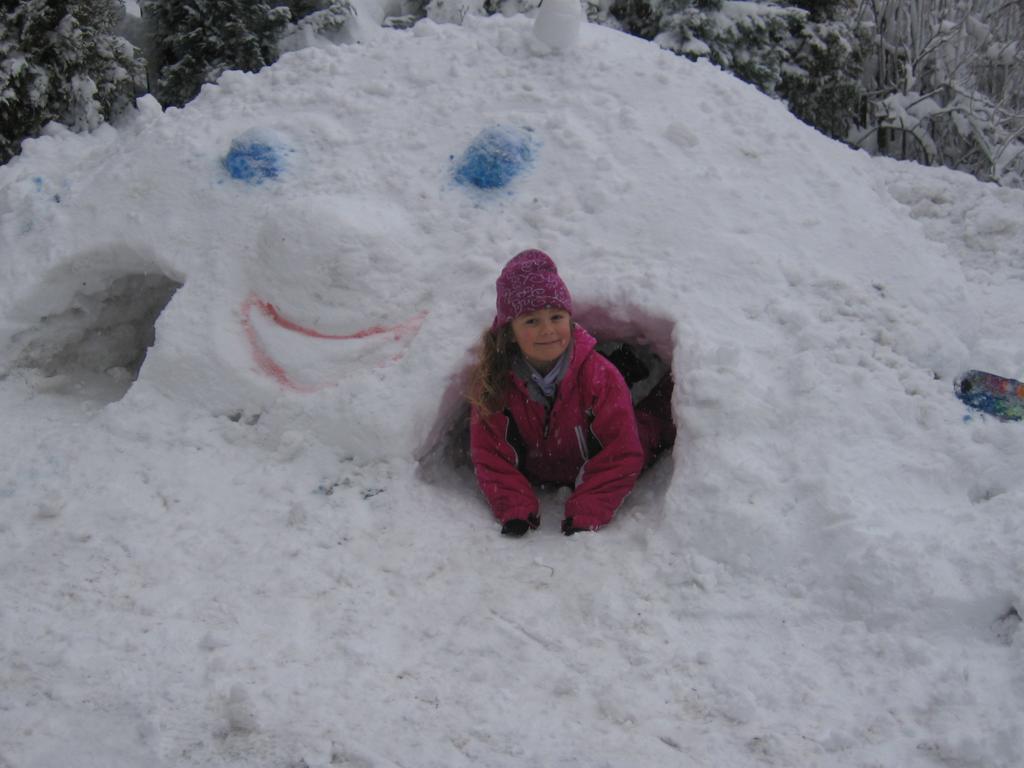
[
  {"x1": 141, "y1": 0, "x2": 358, "y2": 107},
  {"x1": 853, "y1": 0, "x2": 1024, "y2": 187},
  {"x1": 279, "y1": 0, "x2": 357, "y2": 50},
  {"x1": 426, "y1": 0, "x2": 539, "y2": 25},
  {"x1": 141, "y1": 0, "x2": 292, "y2": 108},
  {"x1": 0, "y1": 0, "x2": 142, "y2": 163},
  {"x1": 598, "y1": 0, "x2": 1024, "y2": 186},
  {"x1": 789, "y1": 0, "x2": 847, "y2": 22},
  {"x1": 653, "y1": 0, "x2": 800, "y2": 95},
  {"x1": 599, "y1": 0, "x2": 863, "y2": 142},
  {"x1": 780, "y1": 14, "x2": 864, "y2": 141}
]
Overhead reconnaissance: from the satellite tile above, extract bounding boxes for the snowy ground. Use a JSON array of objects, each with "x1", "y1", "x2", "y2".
[{"x1": 1, "y1": 14, "x2": 1022, "y2": 768}]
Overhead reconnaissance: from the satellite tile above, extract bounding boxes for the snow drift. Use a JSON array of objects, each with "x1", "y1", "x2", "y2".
[{"x1": 0, "y1": 13, "x2": 1022, "y2": 768}]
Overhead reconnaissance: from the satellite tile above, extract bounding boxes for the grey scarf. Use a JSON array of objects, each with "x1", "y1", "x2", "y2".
[{"x1": 513, "y1": 344, "x2": 573, "y2": 406}]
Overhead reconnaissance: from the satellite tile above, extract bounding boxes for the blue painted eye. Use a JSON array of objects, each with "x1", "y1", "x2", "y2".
[
  {"x1": 454, "y1": 126, "x2": 537, "y2": 190},
  {"x1": 224, "y1": 129, "x2": 292, "y2": 184}
]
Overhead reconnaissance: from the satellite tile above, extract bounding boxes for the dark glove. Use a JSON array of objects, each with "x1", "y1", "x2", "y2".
[
  {"x1": 502, "y1": 519, "x2": 530, "y2": 537},
  {"x1": 502, "y1": 513, "x2": 540, "y2": 537}
]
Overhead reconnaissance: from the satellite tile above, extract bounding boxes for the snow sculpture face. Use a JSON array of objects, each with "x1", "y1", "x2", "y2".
[
  {"x1": 250, "y1": 195, "x2": 419, "y2": 329},
  {"x1": 241, "y1": 195, "x2": 430, "y2": 391}
]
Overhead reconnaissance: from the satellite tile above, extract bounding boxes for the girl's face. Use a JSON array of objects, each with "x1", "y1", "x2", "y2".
[{"x1": 510, "y1": 308, "x2": 572, "y2": 372}]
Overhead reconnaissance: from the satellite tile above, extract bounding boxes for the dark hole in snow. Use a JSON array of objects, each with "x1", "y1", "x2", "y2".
[
  {"x1": 10, "y1": 273, "x2": 182, "y2": 403},
  {"x1": 419, "y1": 312, "x2": 678, "y2": 516},
  {"x1": 454, "y1": 126, "x2": 537, "y2": 190}
]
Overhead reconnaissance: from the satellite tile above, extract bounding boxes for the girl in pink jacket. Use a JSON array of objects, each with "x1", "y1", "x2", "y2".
[{"x1": 468, "y1": 249, "x2": 673, "y2": 537}]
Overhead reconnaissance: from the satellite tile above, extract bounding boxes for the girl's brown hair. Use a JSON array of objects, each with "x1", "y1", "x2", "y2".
[{"x1": 467, "y1": 323, "x2": 517, "y2": 419}]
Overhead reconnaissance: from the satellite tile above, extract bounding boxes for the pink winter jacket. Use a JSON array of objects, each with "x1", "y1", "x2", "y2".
[{"x1": 470, "y1": 326, "x2": 644, "y2": 530}]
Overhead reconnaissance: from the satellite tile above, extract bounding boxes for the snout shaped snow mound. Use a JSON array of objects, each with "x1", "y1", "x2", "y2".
[
  {"x1": 248, "y1": 195, "x2": 426, "y2": 329},
  {"x1": 238, "y1": 195, "x2": 432, "y2": 392},
  {"x1": 454, "y1": 126, "x2": 537, "y2": 189}
]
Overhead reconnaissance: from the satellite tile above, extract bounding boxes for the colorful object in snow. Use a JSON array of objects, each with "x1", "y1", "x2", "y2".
[
  {"x1": 224, "y1": 129, "x2": 289, "y2": 183},
  {"x1": 454, "y1": 126, "x2": 537, "y2": 189},
  {"x1": 955, "y1": 370, "x2": 1024, "y2": 422}
]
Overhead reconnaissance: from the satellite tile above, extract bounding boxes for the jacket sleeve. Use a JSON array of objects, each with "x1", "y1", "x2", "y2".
[
  {"x1": 470, "y1": 407, "x2": 539, "y2": 525},
  {"x1": 564, "y1": 359, "x2": 644, "y2": 530}
]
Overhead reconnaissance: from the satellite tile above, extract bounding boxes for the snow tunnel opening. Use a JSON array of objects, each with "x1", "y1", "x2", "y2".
[
  {"x1": 8, "y1": 272, "x2": 183, "y2": 403},
  {"x1": 418, "y1": 308, "x2": 678, "y2": 513}
]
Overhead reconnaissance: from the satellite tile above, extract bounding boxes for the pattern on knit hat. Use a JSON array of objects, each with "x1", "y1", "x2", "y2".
[{"x1": 494, "y1": 250, "x2": 573, "y2": 328}]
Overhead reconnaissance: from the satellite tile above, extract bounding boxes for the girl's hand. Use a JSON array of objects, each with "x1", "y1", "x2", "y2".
[
  {"x1": 501, "y1": 513, "x2": 540, "y2": 537},
  {"x1": 561, "y1": 517, "x2": 585, "y2": 536},
  {"x1": 501, "y1": 519, "x2": 530, "y2": 537}
]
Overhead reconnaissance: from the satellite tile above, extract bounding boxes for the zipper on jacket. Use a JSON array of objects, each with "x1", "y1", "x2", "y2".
[
  {"x1": 502, "y1": 409, "x2": 525, "y2": 467},
  {"x1": 542, "y1": 402, "x2": 554, "y2": 439},
  {"x1": 574, "y1": 425, "x2": 589, "y2": 461}
]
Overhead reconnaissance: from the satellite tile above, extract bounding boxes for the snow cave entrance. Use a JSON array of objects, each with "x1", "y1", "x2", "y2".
[
  {"x1": 419, "y1": 308, "x2": 678, "y2": 506},
  {"x1": 9, "y1": 272, "x2": 183, "y2": 403}
]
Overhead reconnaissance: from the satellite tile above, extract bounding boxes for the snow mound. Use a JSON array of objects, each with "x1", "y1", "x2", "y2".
[
  {"x1": 248, "y1": 195, "x2": 426, "y2": 330},
  {"x1": 0, "y1": 14, "x2": 1023, "y2": 768}
]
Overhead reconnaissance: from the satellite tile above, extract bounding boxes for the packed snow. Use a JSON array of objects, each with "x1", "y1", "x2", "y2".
[{"x1": 1, "y1": 13, "x2": 1022, "y2": 768}]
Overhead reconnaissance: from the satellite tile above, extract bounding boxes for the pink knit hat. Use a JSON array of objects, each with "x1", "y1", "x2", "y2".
[{"x1": 493, "y1": 249, "x2": 573, "y2": 329}]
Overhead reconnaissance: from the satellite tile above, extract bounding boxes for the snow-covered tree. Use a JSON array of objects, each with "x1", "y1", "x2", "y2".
[
  {"x1": 593, "y1": 0, "x2": 1023, "y2": 185},
  {"x1": 791, "y1": 0, "x2": 849, "y2": 21},
  {"x1": 599, "y1": 1, "x2": 864, "y2": 142},
  {"x1": 278, "y1": 0, "x2": 357, "y2": 50},
  {"x1": 781, "y1": 8, "x2": 865, "y2": 140},
  {"x1": 853, "y1": 0, "x2": 1024, "y2": 185},
  {"x1": 141, "y1": 0, "x2": 358, "y2": 107},
  {"x1": 141, "y1": 0, "x2": 292, "y2": 107},
  {"x1": 426, "y1": 0, "x2": 538, "y2": 25},
  {"x1": 1, "y1": 0, "x2": 142, "y2": 164},
  {"x1": 651, "y1": 1, "x2": 800, "y2": 95}
]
